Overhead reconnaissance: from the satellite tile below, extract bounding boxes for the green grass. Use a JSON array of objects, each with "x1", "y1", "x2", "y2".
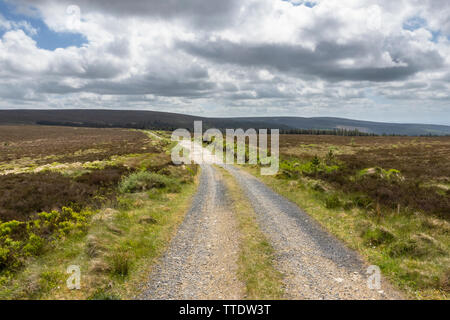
[
  {"x1": 0, "y1": 177, "x2": 198, "y2": 299},
  {"x1": 242, "y1": 165, "x2": 449, "y2": 300},
  {"x1": 119, "y1": 171, "x2": 180, "y2": 194},
  {"x1": 219, "y1": 167, "x2": 284, "y2": 299},
  {"x1": 0, "y1": 131, "x2": 199, "y2": 300}
]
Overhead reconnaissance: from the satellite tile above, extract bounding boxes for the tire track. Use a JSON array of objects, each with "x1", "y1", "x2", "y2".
[
  {"x1": 138, "y1": 164, "x2": 244, "y2": 300},
  {"x1": 140, "y1": 138, "x2": 402, "y2": 300},
  {"x1": 222, "y1": 164, "x2": 403, "y2": 300}
]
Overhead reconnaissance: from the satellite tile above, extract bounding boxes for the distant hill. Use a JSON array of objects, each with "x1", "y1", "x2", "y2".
[
  {"x1": 234, "y1": 116, "x2": 450, "y2": 136},
  {"x1": 0, "y1": 109, "x2": 449, "y2": 136},
  {"x1": 0, "y1": 109, "x2": 288, "y2": 131}
]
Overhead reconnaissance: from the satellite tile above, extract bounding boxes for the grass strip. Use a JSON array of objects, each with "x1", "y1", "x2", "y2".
[
  {"x1": 219, "y1": 167, "x2": 284, "y2": 300},
  {"x1": 241, "y1": 165, "x2": 449, "y2": 300}
]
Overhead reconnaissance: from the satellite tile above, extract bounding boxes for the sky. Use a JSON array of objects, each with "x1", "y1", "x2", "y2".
[{"x1": 0, "y1": 0, "x2": 449, "y2": 124}]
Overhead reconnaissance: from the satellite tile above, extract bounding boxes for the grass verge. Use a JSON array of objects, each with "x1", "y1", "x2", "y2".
[
  {"x1": 242, "y1": 165, "x2": 449, "y2": 300},
  {"x1": 0, "y1": 130, "x2": 199, "y2": 300},
  {"x1": 219, "y1": 167, "x2": 284, "y2": 299},
  {"x1": 0, "y1": 177, "x2": 198, "y2": 300}
]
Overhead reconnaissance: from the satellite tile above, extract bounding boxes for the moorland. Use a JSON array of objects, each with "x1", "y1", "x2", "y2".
[
  {"x1": 246, "y1": 134, "x2": 449, "y2": 299},
  {"x1": 0, "y1": 125, "x2": 198, "y2": 299},
  {"x1": 0, "y1": 124, "x2": 448, "y2": 300}
]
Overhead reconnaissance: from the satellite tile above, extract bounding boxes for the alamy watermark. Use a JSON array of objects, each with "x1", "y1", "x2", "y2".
[
  {"x1": 66, "y1": 265, "x2": 81, "y2": 290},
  {"x1": 367, "y1": 265, "x2": 381, "y2": 290},
  {"x1": 171, "y1": 121, "x2": 279, "y2": 175},
  {"x1": 66, "y1": 5, "x2": 81, "y2": 31}
]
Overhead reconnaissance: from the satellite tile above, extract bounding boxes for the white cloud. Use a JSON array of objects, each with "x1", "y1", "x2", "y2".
[
  {"x1": 0, "y1": 13, "x2": 37, "y2": 35},
  {"x1": 0, "y1": 0, "x2": 449, "y2": 123}
]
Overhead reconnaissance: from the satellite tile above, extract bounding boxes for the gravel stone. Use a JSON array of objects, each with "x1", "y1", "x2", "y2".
[
  {"x1": 138, "y1": 164, "x2": 244, "y2": 300},
  {"x1": 222, "y1": 164, "x2": 403, "y2": 300}
]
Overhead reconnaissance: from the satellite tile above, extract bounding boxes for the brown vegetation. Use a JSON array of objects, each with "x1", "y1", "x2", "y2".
[
  {"x1": 248, "y1": 134, "x2": 449, "y2": 298},
  {"x1": 0, "y1": 166, "x2": 132, "y2": 222},
  {"x1": 0, "y1": 127, "x2": 199, "y2": 297},
  {"x1": 0, "y1": 125, "x2": 153, "y2": 164},
  {"x1": 277, "y1": 135, "x2": 450, "y2": 218}
]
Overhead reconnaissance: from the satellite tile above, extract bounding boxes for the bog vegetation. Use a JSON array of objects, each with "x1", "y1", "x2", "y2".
[
  {"x1": 0, "y1": 126, "x2": 197, "y2": 299},
  {"x1": 246, "y1": 134, "x2": 449, "y2": 299}
]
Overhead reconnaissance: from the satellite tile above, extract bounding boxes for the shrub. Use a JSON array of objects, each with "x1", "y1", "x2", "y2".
[
  {"x1": 110, "y1": 251, "x2": 130, "y2": 277},
  {"x1": 89, "y1": 289, "x2": 121, "y2": 300},
  {"x1": 22, "y1": 233, "x2": 44, "y2": 256},
  {"x1": 352, "y1": 195, "x2": 373, "y2": 209},
  {"x1": 311, "y1": 155, "x2": 320, "y2": 167},
  {"x1": 343, "y1": 201, "x2": 354, "y2": 210},
  {"x1": 324, "y1": 194, "x2": 342, "y2": 209},
  {"x1": 325, "y1": 149, "x2": 335, "y2": 165},
  {"x1": 75, "y1": 166, "x2": 131, "y2": 187},
  {"x1": 37, "y1": 207, "x2": 93, "y2": 236},
  {"x1": 119, "y1": 172, "x2": 179, "y2": 193},
  {"x1": 388, "y1": 234, "x2": 444, "y2": 259},
  {"x1": 160, "y1": 164, "x2": 197, "y2": 184},
  {"x1": 39, "y1": 270, "x2": 63, "y2": 293},
  {"x1": 0, "y1": 220, "x2": 23, "y2": 237},
  {"x1": 85, "y1": 235, "x2": 103, "y2": 258},
  {"x1": 0, "y1": 207, "x2": 93, "y2": 272},
  {"x1": 362, "y1": 227, "x2": 395, "y2": 247},
  {"x1": 116, "y1": 196, "x2": 134, "y2": 210},
  {"x1": 0, "y1": 246, "x2": 10, "y2": 269},
  {"x1": 311, "y1": 182, "x2": 325, "y2": 192}
]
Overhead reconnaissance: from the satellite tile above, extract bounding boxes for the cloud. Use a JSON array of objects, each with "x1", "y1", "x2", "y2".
[
  {"x1": 179, "y1": 38, "x2": 444, "y2": 82},
  {"x1": 0, "y1": 29, "x2": 125, "y2": 79},
  {"x1": 0, "y1": 13, "x2": 37, "y2": 35},
  {"x1": 0, "y1": 0, "x2": 449, "y2": 124},
  {"x1": 13, "y1": 0, "x2": 241, "y2": 29}
]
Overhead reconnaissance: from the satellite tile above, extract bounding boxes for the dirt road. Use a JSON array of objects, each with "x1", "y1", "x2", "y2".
[
  {"x1": 139, "y1": 164, "x2": 244, "y2": 299},
  {"x1": 140, "y1": 139, "x2": 402, "y2": 300},
  {"x1": 223, "y1": 164, "x2": 402, "y2": 299}
]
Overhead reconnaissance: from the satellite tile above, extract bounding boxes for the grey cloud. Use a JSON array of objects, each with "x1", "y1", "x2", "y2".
[
  {"x1": 77, "y1": 59, "x2": 125, "y2": 79},
  {"x1": 422, "y1": 0, "x2": 450, "y2": 34},
  {"x1": 37, "y1": 71, "x2": 217, "y2": 98},
  {"x1": 401, "y1": 81, "x2": 429, "y2": 89},
  {"x1": 178, "y1": 39, "x2": 444, "y2": 82},
  {"x1": 224, "y1": 84, "x2": 295, "y2": 101},
  {"x1": 105, "y1": 37, "x2": 130, "y2": 58},
  {"x1": 0, "y1": 81, "x2": 47, "y2": 102},
  {"x1": 90, "y1": 77, "x2": 216, "y2": 97},
  {"x1": 16, "y1": 0, "x2": 241, "y2": 29},
  {"x1": 219, "y1": 82, "x2": 239, "y2": 92},
  {"x1": 47, "y1": 59, "x2": 124, "y2": 79},
  {"x1": 227, "y1": 92, "x2": 257, "y2": 100}
]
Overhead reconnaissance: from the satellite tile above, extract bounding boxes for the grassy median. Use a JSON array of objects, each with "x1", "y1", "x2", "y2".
[{"x1": 219, "y1": 167, "x2": 284, "y2": 299}]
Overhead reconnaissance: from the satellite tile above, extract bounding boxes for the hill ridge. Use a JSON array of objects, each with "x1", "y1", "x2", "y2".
[{"x1": 0, "y1": 109, "x2": 449, "y2": 136}]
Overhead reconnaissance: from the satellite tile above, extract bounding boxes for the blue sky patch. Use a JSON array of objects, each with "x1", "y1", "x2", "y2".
[
  {"x1": 402, "y1": 16, "x2": 448, "y2": 42},
  {"x1": 304, "y1": 1, "x2": 317, "y2": 8},
  {"x1": 403, "y1": 16, "x2": 427, "y2": 31},
  {"x1": 282, "y1": 0, "x2": 317, "y2": 8},
  {"x1": 0, "y1": 0, "x2": 87, "y2": 50}
]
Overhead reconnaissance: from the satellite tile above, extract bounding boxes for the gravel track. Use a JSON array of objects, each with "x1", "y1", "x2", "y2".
[
  {"x1": 222, "y1": 164, "x2": 403, "y2": 300},
  {"x1": 139, "y1": 138, "x2": 402, "y2": 300},
  {"x1": 138, "y1": 164, "x2": 244, "y2": 299}
]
